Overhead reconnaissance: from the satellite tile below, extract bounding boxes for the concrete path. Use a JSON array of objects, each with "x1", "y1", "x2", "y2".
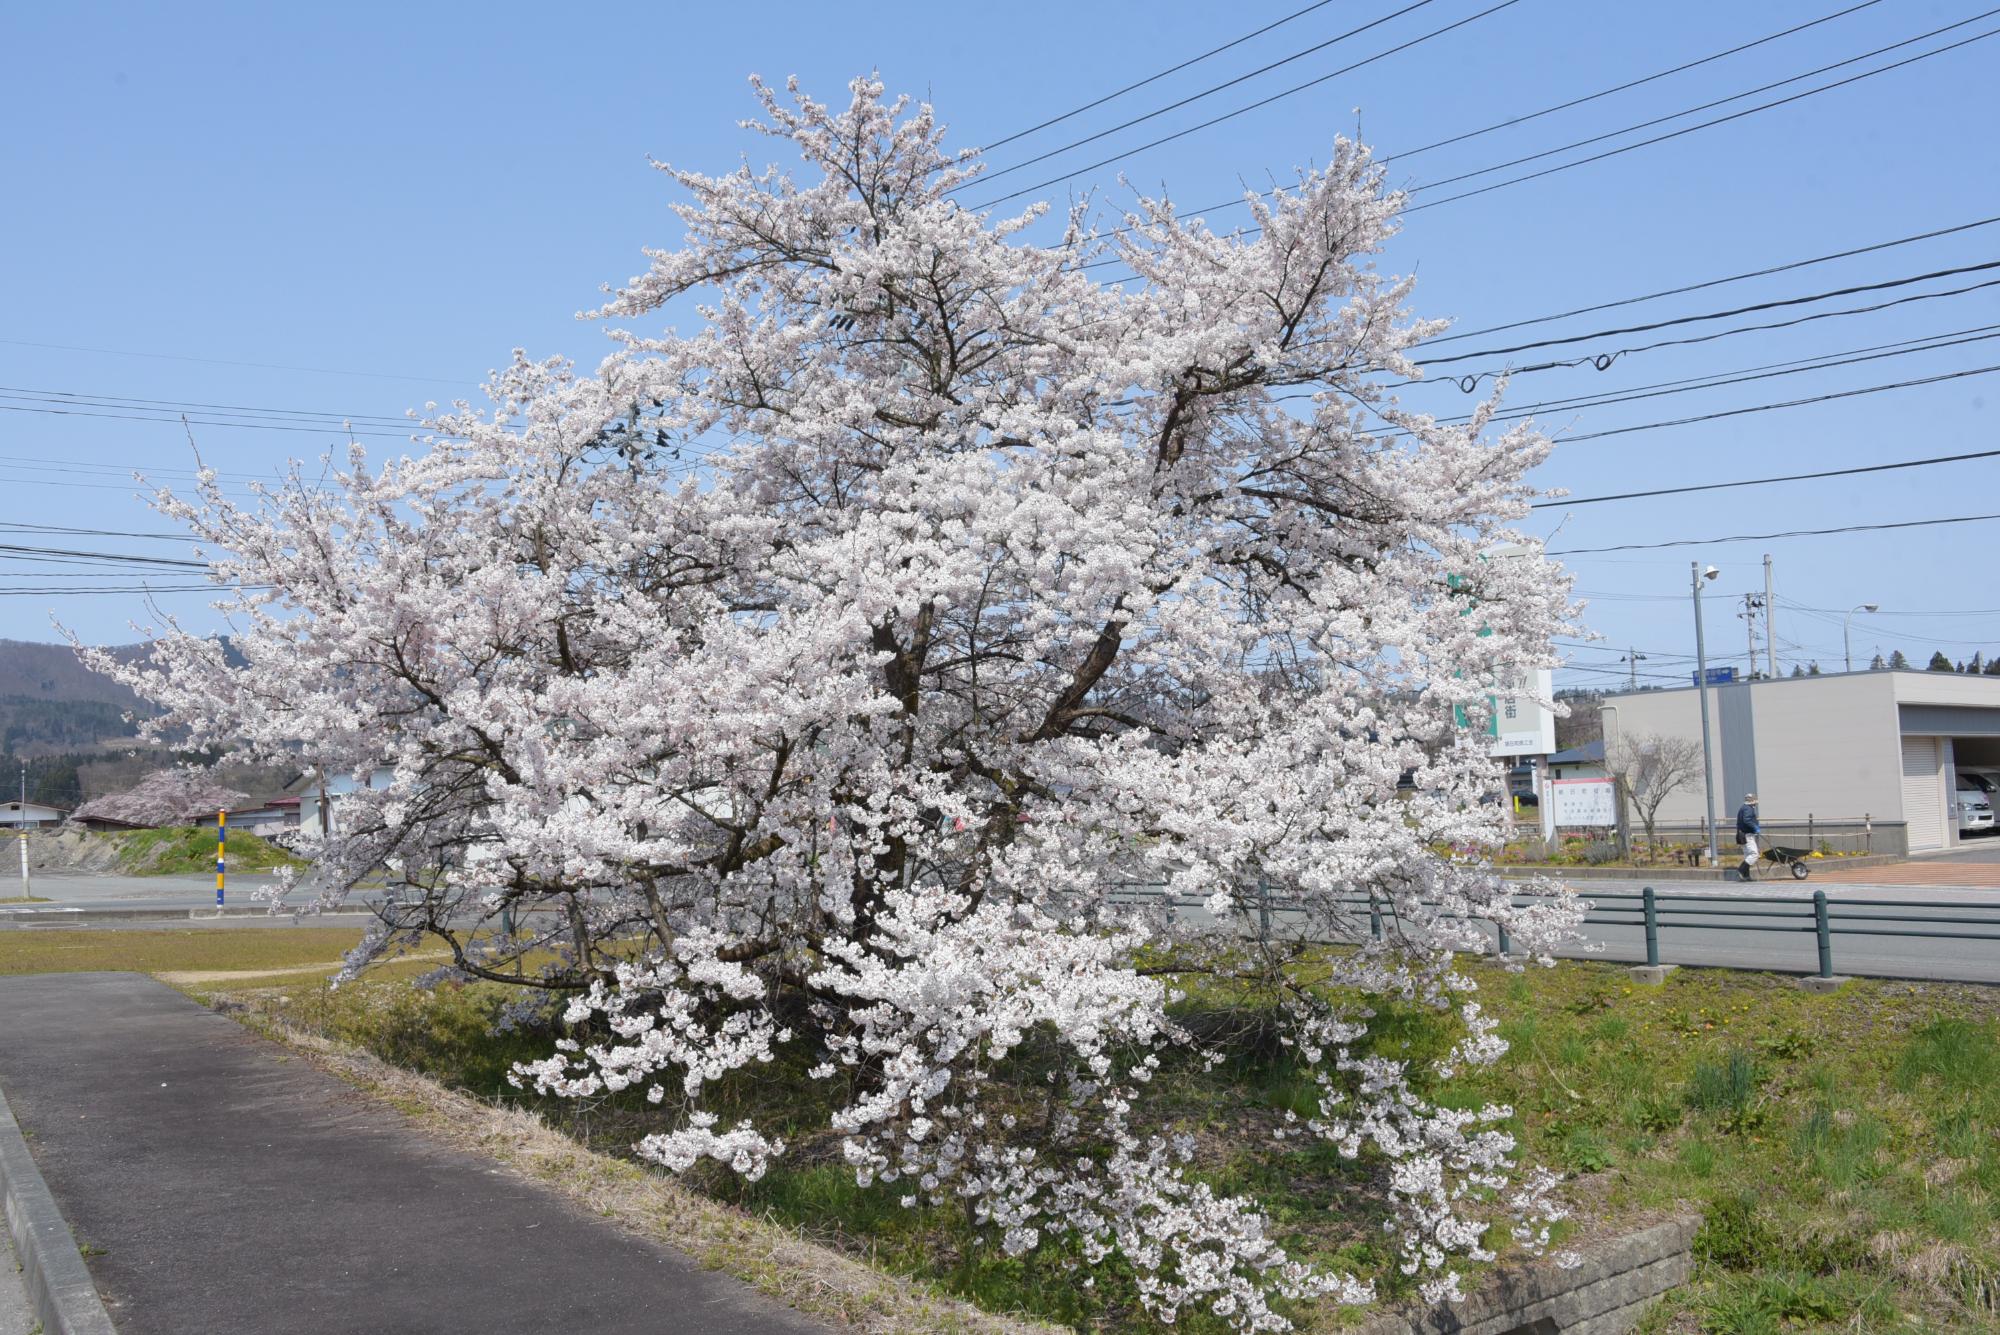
[{"x1": 0, "y1": 973, "x2": 821, "y2": 1334}]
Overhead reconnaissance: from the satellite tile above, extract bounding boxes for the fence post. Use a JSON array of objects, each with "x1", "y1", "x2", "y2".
[
  {"x1": 1643, "y1": 886, "x2": 1659, "y2": 968},
  {"x1": 1808, "y1": 812, "x2": 1815, "y2": 850},
  {"x1": 1368, "y1": 894, "x2": 1382, "y2": 941},
  {"x1": 1813, "y1": 889, "x2": 1833, "y2": 978}
]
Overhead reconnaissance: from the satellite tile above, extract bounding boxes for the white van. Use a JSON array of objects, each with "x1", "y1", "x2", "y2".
[{"x1": 1955, "y1": 772, "x2": 1996, "y2": 836}]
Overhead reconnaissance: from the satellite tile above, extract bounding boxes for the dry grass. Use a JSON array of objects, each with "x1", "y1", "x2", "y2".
[{"x1": 239, "y1": 1015, "x2": 1063, "y2": 1335}]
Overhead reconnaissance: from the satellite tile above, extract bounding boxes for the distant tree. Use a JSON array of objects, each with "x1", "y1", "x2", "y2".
[
  {"x1": 1607, "y1": 731, "x2": 1705, "y2": 858},
  {"x1": 1971, "y1": 652, "x2": 1986, "y2": 674},
  {"x1": 1553, "y1": 687, "x2": 1603, "y2": 752},
  {"x1": 70, "y1": 769, "x2": 248, "y2": 828},
  {"x1": 1929, "y1": 651, "x2": 1956, "y2": 672},
  {"x1": 1807, "y1": 662, "x2": 1821, "y2": 675},
  {"x1": 1870, "y1": 653, "x2": 1887, "y2": 670},
  {"x1": 1890, "y1": 650, "x2": 1911, "y2": 669},
  {"x1": 1986, "y1": 657, "x2": 2000, "y2": 676},
  {"x1": 1789, "y1": 665, "x2": 1805, "y2": 678}
]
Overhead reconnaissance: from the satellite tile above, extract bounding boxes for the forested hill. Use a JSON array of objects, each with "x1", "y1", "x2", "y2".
[{"x1": 0, "y1": 639, "x2": 151, "y2": 751}]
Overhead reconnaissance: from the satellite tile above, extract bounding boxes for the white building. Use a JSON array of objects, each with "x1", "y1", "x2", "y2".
[
  {"x1": 0, "y1": 801, "x2": 68, "y2": 828},
  {"x1": 1602, "y1": 669, "x2": 2000, "y2": 855},
  {"x1": 284, "y1": 767, "x2": 396, "y2": 836}
]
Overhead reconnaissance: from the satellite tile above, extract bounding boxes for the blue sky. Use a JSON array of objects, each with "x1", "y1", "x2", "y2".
[{"x1": 3, "y1": 0, "x2": 1997, "y2": 684}]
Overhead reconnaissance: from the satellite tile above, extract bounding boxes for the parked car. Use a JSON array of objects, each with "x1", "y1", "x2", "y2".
[
  {"x1": 1955, "y1": 774, "x2": 1995, "y2": 836},
  {"x1": 1958, "y1": 769, "x2": 2000, "y2": 835}
]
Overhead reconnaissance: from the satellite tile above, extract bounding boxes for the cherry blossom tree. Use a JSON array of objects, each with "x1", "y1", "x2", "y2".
[
  {"x1": 84, "y1": 77, "x2": 1580, "y2": 1329},
  {"x1": 71, "y1": 768, "x2": 248, "y2": 828}
]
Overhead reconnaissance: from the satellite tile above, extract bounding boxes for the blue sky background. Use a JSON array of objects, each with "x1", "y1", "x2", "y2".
[{"x1": 3, "y1": 0, "x2": 1997, "y2": 687}]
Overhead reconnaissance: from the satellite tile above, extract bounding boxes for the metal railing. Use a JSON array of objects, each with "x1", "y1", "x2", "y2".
[
  {"x1": 1110, "y1": 882, "x2": 2000, "y2": 981},
  {"x1": 1571, "y1": 886, "x2": 2000, "y2": 979}
]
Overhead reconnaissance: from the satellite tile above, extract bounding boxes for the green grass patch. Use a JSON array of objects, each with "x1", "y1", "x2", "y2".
[
  {"x1": 201, "y1": 955, "x2": 2000, "y2": 1334},
  {"x1": 111, "y1": 824, "x2": 304, "y2": 875},
  {"x1": 0, "y1": 926, "x2": 365, "y2": 976}
]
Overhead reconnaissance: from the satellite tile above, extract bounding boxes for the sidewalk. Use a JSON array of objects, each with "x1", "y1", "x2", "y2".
[{"x1": 0, "y1": 973, "x2": 822, "y2": 1334}]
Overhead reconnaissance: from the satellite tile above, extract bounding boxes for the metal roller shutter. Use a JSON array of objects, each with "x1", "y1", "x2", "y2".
[{"x1": 1902, "y1": 735, "x2": 1944, "y2": 852}]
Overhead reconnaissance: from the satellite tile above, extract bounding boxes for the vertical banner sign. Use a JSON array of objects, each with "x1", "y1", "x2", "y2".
[
  {"x1": 1453, "y1": 548, "x2": 1557, "y2": 759},
  {"x1": 216, "y1": 809, "x2": 226, "y2": 909}
]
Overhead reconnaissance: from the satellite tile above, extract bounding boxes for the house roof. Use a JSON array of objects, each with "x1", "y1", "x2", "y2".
[
  {"x1": 1547, "y1": 739, "x2": 1605, "y2": 766},
  {"x1": 0, "y1": 800, "x2": 70, "y2": 815}
]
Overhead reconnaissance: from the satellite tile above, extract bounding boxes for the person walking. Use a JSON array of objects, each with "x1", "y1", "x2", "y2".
[{"x1": 1735, "y1": 793, "x2": 1762, "y2": 881}]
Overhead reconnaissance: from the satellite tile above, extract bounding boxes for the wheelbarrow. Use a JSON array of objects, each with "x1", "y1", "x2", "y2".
[{"x1": 1757, "y1": 845, "x2": 1813, "y2": 880}]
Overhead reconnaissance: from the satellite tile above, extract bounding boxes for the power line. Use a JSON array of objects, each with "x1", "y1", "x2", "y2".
[
  {"x1": 1074, "y1": 15, "x2": 2000, "y2": 278},
  {"x1": 1403, "y1": 7, "x2": 2000, "y2": 200},
  {"x1": 1426, "y1": 214, "x2": 2000, "y2": 346},
  {"x1": 1441, "y1": 323, "x2": 2000, "y2": 427},
  {"x1": 1558, "y1": 360, "x2": 2000, "y2": 443},
  {"x1": 1534, "y1": 447, "x2": 2000, "y2": 509},
  {"x1": 1552, "y1": 511, "x2": 2000, "y2": 556},
  {"x1": 0, "y1": 542, "x2": 207, "y2": 570},
  {"x1": 968, "y1": 0, "x2": 1524, "y2": 210},
  {"x1": 1413, "y1": 259, "x2": 2000, "y2": 368},
  {"x1": 1400, "y1": 19, "x2": 2000, "y2": 215},
  {"x1": 971, "y1": 0, "x2": 1440, "y2": 184},
  {"x1": 0, "y1": 522, "x2": 192, "y2": 541},
  {"x1": 0, "y1": 402, "x2": 419, "y2": 439},
  {"x1": 1070, "y1": 0, "x2": 1905, "y2": 253},
  {"x1": 1293, "y1": 321, "x2": 2000, "y2": 427},
  {"x1": 0, "y1": 386, "x2": 415, "y2": 428},
  {"x1": 1430, "y1": 271, "x2": 2000, "y2": 391},
  {"x1": 0, "y1": 337, "x2": 463, "y2": 386},
  {"x1": 977, "y1": 0, "x2": 1344, "y2": 154},
  {"x1": 1385, "y1": 0, "x2": 1887, "y2": 166}
]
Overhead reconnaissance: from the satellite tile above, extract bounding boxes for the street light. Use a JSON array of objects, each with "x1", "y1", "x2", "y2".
[
  {"x1": 1692, "y1": 563, "x2": 1722, "y2": 865},
  {"x1": 1844, "y1": 603, "x2": 1880, "y2": 673}
]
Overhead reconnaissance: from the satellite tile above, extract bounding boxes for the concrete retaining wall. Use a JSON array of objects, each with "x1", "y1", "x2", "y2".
[{"x1": 1357, "y1": 1215, "x2": 1696, "y2": 1335}]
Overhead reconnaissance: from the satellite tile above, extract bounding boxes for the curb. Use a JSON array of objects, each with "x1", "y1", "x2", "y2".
[{"x1": 0, "y1": 1083, "x2": 118, "y2": 1335}]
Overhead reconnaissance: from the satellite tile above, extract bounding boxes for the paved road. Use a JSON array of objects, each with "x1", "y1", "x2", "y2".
[{"x1": 0, "y1": 973, "x2": 821, "y2": 1334}]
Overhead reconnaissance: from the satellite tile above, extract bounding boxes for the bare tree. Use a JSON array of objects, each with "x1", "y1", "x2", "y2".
[{"x1": 1606, "y1": 732, "x2": 1705, "y2": 858}]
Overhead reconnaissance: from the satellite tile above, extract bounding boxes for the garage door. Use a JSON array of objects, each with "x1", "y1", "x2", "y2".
[{"x1": 1902, "y1": 736, "x2": 1944, "y2": 852}]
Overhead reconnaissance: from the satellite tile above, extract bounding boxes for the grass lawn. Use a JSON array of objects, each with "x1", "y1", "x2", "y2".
[
  {"x1": 0, "y1": 926, "x2": 367, "y2": 976},
  {"x1": 172, "y1": 953, "x2": 2000, "y2": 1335},
  {"x1": 112, "y1": 825, "x2": 305, "y2": 875}
]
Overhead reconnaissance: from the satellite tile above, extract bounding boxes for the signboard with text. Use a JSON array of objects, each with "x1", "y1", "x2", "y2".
[
  {"x1": 1550, "y1": 777, "x2": 1618, "y2": 828},
  {"x1": 1487, "y1": 666, "x2": 1557, "y2": 758}
]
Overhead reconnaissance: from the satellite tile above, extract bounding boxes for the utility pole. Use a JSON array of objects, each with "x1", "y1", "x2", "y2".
[
  {"x1": 16, "y1": 763, "x2": 29, "y2": 902},
  {"x1": 1744, "y1": 595, "x2": 1760, "y2": 679},
  {"x1": 1763, "y1": 554, "x2": 1777, "y2": 679},
  {"x1": 1692, "y1": 562, "x2": 1721, "y2": 865},
  {"x1": 1625, "y1": 649, "x2": 1647, "y2": 690}
]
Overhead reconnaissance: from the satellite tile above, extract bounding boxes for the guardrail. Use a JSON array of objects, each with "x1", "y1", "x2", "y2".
[
  {"x1": 1560, "y1": 887, "x2": 2000, "y2": 980},
  {"x1": 1111, "y1": 883, "x2": 2000, "y2": 982}
]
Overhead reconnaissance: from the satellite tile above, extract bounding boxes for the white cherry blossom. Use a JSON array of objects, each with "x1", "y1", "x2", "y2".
[{"x1": 82, "y1": 75, "x2": 1582, "y2": 1330}]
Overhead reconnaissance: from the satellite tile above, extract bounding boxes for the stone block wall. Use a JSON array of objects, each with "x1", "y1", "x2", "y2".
[{"x1": 1355, "y1": 1215, "x2": 1697, "y2": 1335}]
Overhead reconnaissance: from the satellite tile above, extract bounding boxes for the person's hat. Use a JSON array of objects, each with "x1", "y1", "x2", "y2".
[{"x1": 1744, "y1": 793, "x2": 1758, "y2": 802}]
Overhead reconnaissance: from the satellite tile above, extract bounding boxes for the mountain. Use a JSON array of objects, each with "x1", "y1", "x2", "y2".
[
  {"x1": 0, "y1": 639, "x2": 147, "y2": 708},
  {"x1": 0, "y1": 639, "x2": 152, "y2": 753}
]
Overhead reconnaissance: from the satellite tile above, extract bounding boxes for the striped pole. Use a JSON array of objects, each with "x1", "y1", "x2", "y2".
[{"x1": 216, "y1": 809, "x2": 226, "y2": 909}]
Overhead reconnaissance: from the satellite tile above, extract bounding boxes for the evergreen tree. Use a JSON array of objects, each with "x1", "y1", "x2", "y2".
[
  {"x1": 1789, "y1": 665, "x2": 1805, "y2": 678},
  {"x1": 1890, "y1": 650, "x2": 1911, "y2": 669},
  {"x1": 1808, "y1": 662, "x2": 1821, "y2": 675},
  {"x1": 1929, "y1": 651, "x2": 1955, "y2": 672},
  {"x1": 1971, "y1": 652, "x2": 1986, "y2": 674},
  {"x1": 1870, "y1": 653, "x2": 1887, "y2": 670},
  {"x1": 1986, "y1": 656, "x2": 2000, "y2": 676}
]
